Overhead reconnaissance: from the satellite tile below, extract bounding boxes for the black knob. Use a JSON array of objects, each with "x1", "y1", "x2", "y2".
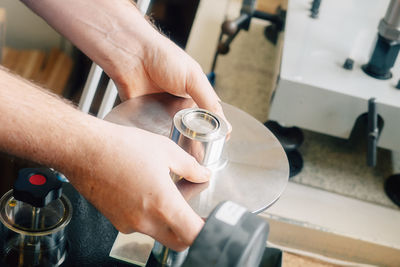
[
  {"x1": 343, "y1": 58, "x2": 354, "y2": 70},
  {"x1": 13, "y1": 168, "x2": 63, "y2": 207},
  {"x1": 222, "y1": 20, "x2": 238, "y2": 36},
  {"x1": 217, "y1": 42, "x2": 230, "y2": 55},
  {"x1": 310, "y1": 0, "x2": 322, "y2": 19}
]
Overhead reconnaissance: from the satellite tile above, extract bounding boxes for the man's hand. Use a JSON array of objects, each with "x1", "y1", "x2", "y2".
[
  {"x1": 0, "y1": 67, "x2": 210, "y2": 249},
  {"x1": 113, "y1": 34, "x2": 230, "y2": 129},
  {"x1": 69, "y1": 124, "x2": 210, "y2": 250},
  {"x1": 22, "y1": 0, "x2": 231, "y2": 130}
]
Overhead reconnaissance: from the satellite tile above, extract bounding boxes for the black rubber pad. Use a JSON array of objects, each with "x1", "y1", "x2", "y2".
[
  {"x1": 264, "y1": 121, "x2": 304, "y2": 151},
  {"x1": 286, "y1": 150, "x2": 303, "y2": 178},
  {"x1": 385, "y1": 174, "x2": 400, "y2": 207}
]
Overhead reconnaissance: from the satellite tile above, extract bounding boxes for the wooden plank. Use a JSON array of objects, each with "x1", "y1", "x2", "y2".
[
  {"x1": 36, "y1": 48, "x2": 61, "y2": 84},
  {"x1": 267, "y1": 217, "x2": 400, "y2": 267},
  {"x1": 261, "y1": 181, "x2": 400, "y2": 266},
  {"x1": 14, "y1": 50, "x2": 31, "y2": 76},
  {"x1": 2, "y1": 49, "x2": 46, "y2": 80},
  {"x1": 1, "y1": 47, "x2": 19, "y2": 70},
  {"x1": 283, "y1": 252, "x2": 340, "y2": 267},
  {"x1": 21, "y1": 50, "x2": 46, "y2": 80},
  {"x1": 2, "y1": 47, "x2": 73, "y2": 95},
  {"x1": 44, "y1": 51, "x2": 73, "y2": 95}
]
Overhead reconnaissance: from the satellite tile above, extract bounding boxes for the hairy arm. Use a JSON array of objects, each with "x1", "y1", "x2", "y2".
[
  {"x1": 22, "y1": 0, "x2": 150, "y2": 97},
  {"x1": 9, "y1": 0, "x2": 231, "y2": 249},
  {"x1": 0, "y1": 67, "x2": 209, "y2": 250},
  {"x1": 0, "y1": 66, "x2": 101, "y2": 170}
]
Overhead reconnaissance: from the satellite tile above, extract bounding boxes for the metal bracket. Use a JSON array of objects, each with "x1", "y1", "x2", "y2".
[{"x1": 240, "y1": 0, "x2": 257, "y2": 31}]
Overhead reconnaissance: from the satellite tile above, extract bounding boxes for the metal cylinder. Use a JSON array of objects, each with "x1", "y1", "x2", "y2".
[
  {"x1": 379, "y1": 0, "x2": 400, "y2": 41},
  {"x1": 170, "y1": 108, "x2": 229, "y2": 167},
  {"x1": 152, "y1": 242, "x2": 188, "y2": 267},
  {"x1": 384, "y1": 0, "x2": 400, "y2": 29},
  {"x1": 152, "y1": 108, "x2": 230, "y2": 266}
]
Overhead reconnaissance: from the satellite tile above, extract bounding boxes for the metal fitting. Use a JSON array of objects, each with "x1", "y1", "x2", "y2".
[
  {"x1": 378, "y1": 0, "x2": 400, "y2": 41},
  {"x1": 170, "y1": 108, "x2": 229, "y2": 167},
  {"x1": 378, "y1": 19, "x2": 400, "y2": 42}
]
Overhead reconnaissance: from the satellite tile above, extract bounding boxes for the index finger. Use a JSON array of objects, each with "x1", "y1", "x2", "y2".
[{"x1": 186, "y1": 65, "x2": 232, "y2": 132}]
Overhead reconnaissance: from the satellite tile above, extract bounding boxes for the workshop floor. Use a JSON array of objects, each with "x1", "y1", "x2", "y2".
[{"x1": 213, "y1": 18, "x2": 398, "y2": 210}]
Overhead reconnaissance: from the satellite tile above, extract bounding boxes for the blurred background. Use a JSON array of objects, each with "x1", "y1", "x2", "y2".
[{"x1": 1, "y1": 0, "x2": 399, "y2": 266}]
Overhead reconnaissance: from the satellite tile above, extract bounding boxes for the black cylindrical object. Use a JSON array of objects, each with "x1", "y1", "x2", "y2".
[
  {"x1": 363, "y1": 0, "x2": 400, "y2": 79},
  {"x1": 310, "y1": 0, "x2": 322, "y2": 18},
  {"x1": 182, "y1": 201, "x2": 269, "y2": 267},
  {"x1": 362, "y1": 35, "x2": 400, "y2": 79}
]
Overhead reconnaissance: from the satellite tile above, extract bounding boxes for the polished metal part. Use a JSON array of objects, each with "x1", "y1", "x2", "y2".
[
  {"x1": 379, "y1": 0, "x2": 400, "y2": 41},
  {"x1": 105, "y1": 93, "x2": 289, "y2": 217},
  {"x1": 152, "y1": 242, "x2": 188, "y2": 267},
  {"x1": 171, "y1": 108, "x2": 229, "y2": 166}
]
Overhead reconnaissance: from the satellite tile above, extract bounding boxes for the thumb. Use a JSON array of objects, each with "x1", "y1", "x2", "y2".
[{"x1": 167, "y1": 142, "x2": 211, "y2": 183}]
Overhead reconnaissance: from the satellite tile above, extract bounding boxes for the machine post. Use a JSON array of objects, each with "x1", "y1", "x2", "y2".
[{"x1": 363, "y1": 0, "x2": 400, "y2": 79}]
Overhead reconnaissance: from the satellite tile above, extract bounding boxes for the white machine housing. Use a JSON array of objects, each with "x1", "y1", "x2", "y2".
[{"x1": 269, "y1": 0, "x2": 400, "y2": 151}]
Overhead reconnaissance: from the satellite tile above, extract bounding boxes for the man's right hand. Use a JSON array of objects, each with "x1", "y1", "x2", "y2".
[{"x1": 68, "y1": 122, "x2": 210, "y2": 251}]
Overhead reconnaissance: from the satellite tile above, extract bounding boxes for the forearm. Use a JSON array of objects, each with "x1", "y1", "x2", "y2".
[
  {"x1": 0, "y1": 67, "x2": 106, "y2": 181},
  {"x1": 22, "y1": 0, "x2": 159, "y2": 98}
]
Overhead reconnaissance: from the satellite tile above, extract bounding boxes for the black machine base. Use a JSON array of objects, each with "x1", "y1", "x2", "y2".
[
  {"x1": 385, "y1": 174, "x2": 400, "y2": 207},
  {"x1": 264, "y1": 120, "x2": 304, "y2": 178},
  {"x1": 264, "y1": 121, "x2": 304, "y2": 151},
  {"x1": 286, "y1": 150, "x2": 304, "y2": 178}
]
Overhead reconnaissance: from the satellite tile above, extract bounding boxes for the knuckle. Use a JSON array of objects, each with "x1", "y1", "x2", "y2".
[
  {"x1": 130, "y1": 216, "x2": 150, "y2": 234},
  {"x1": 191, "y1": 61, "x2": 202, "y2": 73},
  {"x1": 153, "y1": 199, "x2": 168, "y2": 220},
  {"x1": 211, "y1": 101, "x2": 223, "y2": 114}
]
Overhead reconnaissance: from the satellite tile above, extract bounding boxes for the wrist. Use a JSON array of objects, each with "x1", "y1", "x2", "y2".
[
  {"x1": 23, "y1": 0, "x2": 160, "y2": 99},
  {"x1": 102, "y1": 11, "x2": 162, "y2": 100},
  {"x1": 53, "y1": 115, "x2": 111, "y2": 182}
]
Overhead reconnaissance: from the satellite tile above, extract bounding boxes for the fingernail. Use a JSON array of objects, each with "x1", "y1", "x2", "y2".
[
  {"x1": 226, "y1": 119, "x2": 232, "y2": 133},
  {"x1": 221, "y1": 113, "x2": 232, "y2": 133},
  {"x1": 215, "y1": 104, "x2": 232, "y2": 133}
]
